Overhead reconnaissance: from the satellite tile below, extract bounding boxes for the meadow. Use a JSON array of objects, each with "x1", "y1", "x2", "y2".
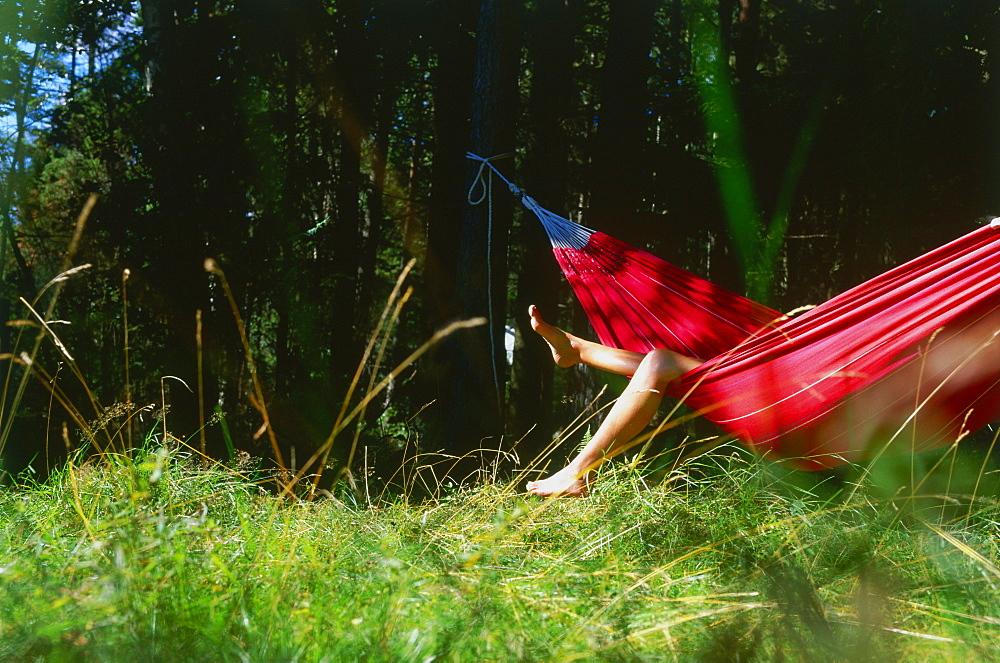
[
  {"x1": 2, "y1": 435, "x2": 999, "y2": 661},
  {"x1": 1, "y1": 252, "x2": 998, "y2": 661}
]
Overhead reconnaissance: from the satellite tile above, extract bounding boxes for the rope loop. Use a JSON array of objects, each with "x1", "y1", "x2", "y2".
[
  {"x1": 467, "y1": 157, "x2": 491, "y2": 206},
  {"x1": 466, "y1": 152, "x2": 521, "y2": 203}
]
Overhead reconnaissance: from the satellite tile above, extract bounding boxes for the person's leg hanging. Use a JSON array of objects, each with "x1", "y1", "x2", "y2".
[
  {"x1": 526, "y1": 313, "x2": 697, "y2": 496},
  {"x1": 528, "y1": 304, "x2": 648, "y2": 375}
]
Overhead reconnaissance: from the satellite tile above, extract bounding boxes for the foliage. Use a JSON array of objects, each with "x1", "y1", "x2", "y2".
[{"x1": 1, "y1": 444, "x2": 1000, "y2": 660}]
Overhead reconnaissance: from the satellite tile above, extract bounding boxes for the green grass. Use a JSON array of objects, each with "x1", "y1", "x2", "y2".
[{"x1": 2, "y1": 441, "x2": 999, "y2": 661}]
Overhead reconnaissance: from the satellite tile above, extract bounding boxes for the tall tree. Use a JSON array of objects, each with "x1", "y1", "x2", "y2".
[
  {"x1": 327, "y1": 0, "x2": 370, "y2": 387},
  {"x1": 0, "y1": 40, "x2": 41, "y2": 300},
  {"x1": 509, "y1": 0, "x2": 579, "y2": 458},
  {"x1": 135, "y1": 1, "x2": 258, "y2": 452},
  {"x1": 587, "y1": 0, "x2": 657, "y2": 234},
  {"x1": 425, "y1": 0, "x2": 477, "y2": 323},
  {"x1": 435, "y1": 0, "x2": 519, "y2": 473}
]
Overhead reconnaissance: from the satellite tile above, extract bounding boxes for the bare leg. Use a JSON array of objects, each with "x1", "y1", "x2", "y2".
[
  {"x1": 526, "y1": 306, "x2": 701, "y2": 497},
  {"x1": 529, "y1": 304, "x2": 647, "y2": 375}
]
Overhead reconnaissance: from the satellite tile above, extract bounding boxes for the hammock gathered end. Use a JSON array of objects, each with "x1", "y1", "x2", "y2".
[{"x1": 467, "y1": 153, "x2": 1000, "y2": 469}]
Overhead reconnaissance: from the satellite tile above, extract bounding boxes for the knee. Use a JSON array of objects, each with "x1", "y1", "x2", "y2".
[{"x1": 639, "y1": 349, "x2": 684, "y2": 388}]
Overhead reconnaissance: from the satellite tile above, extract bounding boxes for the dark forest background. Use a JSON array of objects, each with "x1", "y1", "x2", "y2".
[{"x1": 1, "y1": 0, "x2": 998, "y2": 487}]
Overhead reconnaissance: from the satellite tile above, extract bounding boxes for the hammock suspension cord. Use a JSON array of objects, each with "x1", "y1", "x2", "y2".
[
  {"x1": 467, "y1": 152, "x2": 591, "y2": 248},
  {"x1": 466, "y1": 152, "x2": 513, "y2": 409}
]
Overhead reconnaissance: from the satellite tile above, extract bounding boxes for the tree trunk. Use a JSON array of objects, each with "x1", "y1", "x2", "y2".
[
  {"x1": 509, "y1": 0, "x2": 578, "y2": 461},
  {"x1": 137, "y1": 2, "x2": 236, "y2": 454},
  {"x1": 140, "y1": 0, "x2": 169, "y2": 93},
  {"x1": 587, "y1": 0, "x2": 657, "y2": 234},
  {"x1": 733, "y1": 0, "x2": 761, "y2": 87},
  {"x1": 327, "y1": 0, "x2": 369, "y2": 388},
  {"x1": 426, "y1": 0, "x2": 477, "y2": 324},
  {"x1": 1, "y1": 41, "x2": 39, "y2": 299},
  {"x1": 436, "y1": 0, "x2": 519, "y2": 477}
]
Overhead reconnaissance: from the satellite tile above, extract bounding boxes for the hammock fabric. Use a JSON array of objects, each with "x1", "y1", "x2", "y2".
[{"x1": 519, "y1": 190, "x2": 1000, "y2": 470}]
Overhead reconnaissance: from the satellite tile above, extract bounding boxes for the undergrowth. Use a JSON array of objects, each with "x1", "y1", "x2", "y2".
[{"x1": 1, "y1": 442, "x2": 999, "y2": 661}]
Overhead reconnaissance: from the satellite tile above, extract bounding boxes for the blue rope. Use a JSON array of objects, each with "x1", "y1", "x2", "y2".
[
  {"x1": 466, "y1": 153, "x2": 513, "y2": 409},
  {"x1": 468, "y1": 152, "x2": 592, "y2": 248}
]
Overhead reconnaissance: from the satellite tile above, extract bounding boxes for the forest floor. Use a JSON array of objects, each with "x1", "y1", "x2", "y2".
[{"x1": 1, "y1": 441, "x2": 999, "y2": 661}]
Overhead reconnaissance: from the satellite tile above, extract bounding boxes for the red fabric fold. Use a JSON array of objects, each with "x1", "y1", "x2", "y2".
[{"x1": 555, "y1": 232, "x2": 783, "y2": 361}]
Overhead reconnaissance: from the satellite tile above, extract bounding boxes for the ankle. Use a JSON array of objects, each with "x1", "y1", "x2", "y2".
[{"x1": 566, "y1": 457, "x2": 598, "y2": 477}]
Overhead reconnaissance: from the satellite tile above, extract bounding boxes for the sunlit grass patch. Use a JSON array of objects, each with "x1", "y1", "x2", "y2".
[{"x1": 1, "y1": 440, "x2": 999, "y2": 661}]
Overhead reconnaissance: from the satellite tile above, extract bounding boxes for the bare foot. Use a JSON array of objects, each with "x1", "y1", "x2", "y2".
[
  {"x1": 528, "y1": 305, "x2": 580, "y2": 368},
  {"x1": 526, "y1": 466, "x2": 593, "y2": 497}
]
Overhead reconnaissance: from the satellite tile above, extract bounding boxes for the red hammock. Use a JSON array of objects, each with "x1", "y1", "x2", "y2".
[{"x1": 519, "y1": 192, "x2": 1000, "y2": 469}]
